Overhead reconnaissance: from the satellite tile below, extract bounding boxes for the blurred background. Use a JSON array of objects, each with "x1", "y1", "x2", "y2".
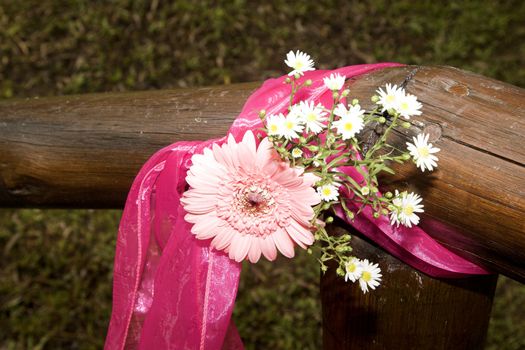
[{"x1": 0, "y1": 1, "x2": 524, "y2": 349}]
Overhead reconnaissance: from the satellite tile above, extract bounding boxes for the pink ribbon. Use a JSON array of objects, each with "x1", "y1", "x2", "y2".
[{"x1": 105, "y1": 63, "x2": 489, "y2": 350}]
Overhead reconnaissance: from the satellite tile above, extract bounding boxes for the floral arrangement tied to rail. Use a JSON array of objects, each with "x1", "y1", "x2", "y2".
[
  {"x1": 181, "y1": 50, "x2": 440, "y2": 293},
  {"x1": 104, "y1": 51, "x2": 488, "y2": 350}
]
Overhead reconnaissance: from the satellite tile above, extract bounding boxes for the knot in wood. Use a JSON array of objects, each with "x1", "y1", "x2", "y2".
[
  {"x1": 422, "y1": 124, "x2": 442, "y2": 142},
  {"x1": 447, "y1": 83, "x2": 470, "y2": 97}
]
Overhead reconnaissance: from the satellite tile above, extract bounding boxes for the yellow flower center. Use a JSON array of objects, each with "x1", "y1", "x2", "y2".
[
  {"x1": 362, "y1": 271, "x2": 372, "y2": 282},
  {"x1": 417, "y1": 146, "x2": 429, "y2": 157},
  {"x1": 344, "y1": 122, "x2": 353, "y2": 131},
  {"x1": 322, "y1": 188, "x2": 332, "y2": 196},
  {"x1": 400, "y1": 102, "x2": 409, "y2": 110},
  {"x1": 307, "y1": 113, "x2": 317, "y2": 122},
  {"x1": 347, "y1": 263, "x2": 356, "y2": 273},
  {"x1": 403, "y1": 204, "x2": 414, "y2": 216},
  {"x1": 295, "y1": 61, "x2": 303, "y2": 69},
  {"x1": 386, "y1": 95, "x2": 395, "y2": 103},
  {"x1": 270, "y1": 124, "x2": 278, "y2": 133},
  {"x1": 285, "y1": 121, "x2": 294, "y2": 130}
]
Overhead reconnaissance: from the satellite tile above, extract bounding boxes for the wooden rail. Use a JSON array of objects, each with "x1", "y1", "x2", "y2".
[{"x1": 1, "y1": 65, "x2": 524, "y2": 349}]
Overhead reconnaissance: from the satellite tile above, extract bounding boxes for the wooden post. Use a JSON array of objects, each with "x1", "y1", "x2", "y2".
[{"x1": 321, "y1": 225, "x2": 498, "y2": 350}]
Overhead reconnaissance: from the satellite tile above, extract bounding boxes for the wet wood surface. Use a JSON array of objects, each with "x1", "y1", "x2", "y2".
[
  {"x1": 0, "y1": 66, "x2": 524, "y2": 282},
  {"x1": 321, "y1": 225, "x2": 498, "y2": 350}
]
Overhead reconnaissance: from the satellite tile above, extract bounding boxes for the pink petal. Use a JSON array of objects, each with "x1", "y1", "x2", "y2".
[
  {"x1": 189, "y1": 162, "x2": 226, "y2": 179},
  {"x1": 211, "y1": 226, "x2": 235, "y2": 250},
  {"x1": 227, "y1": 133, "x2": 237, "y2": 145},
  {"x1": 184, "y1": 213, "x2": 200, "y2": 224},
  {"x1": 237, "y1": 141, "x2": 256, "y2": 172},
  {"x1": 272, "y1": 229, "x2": 295, "y2": 258},
  {"x1": 242, "y1": 130, "x2": 257, "y2": 155},
  {"x1": 272, "y1": 169, "x2": 303, "y2": 187},
  {"x1": 259, "y1": 236, "x2": 277, "y2": 261},
  {"x1": 190, "y1": 151, "x2": 226, "y2": 176},
  {"x1": 181, "y1": 191, "x2": 217, "y2": 204},
  {"x1": 181, "y1": 194, "x2": 216, "y2": 214},
  {"x1": 229, "y1": 234, "x2": 251, "y2": 262},
  {"x1": 185, "y1": 175, "x2": 220, "y2": 193},
  {"x1": 255, "y1": 138, "x2": 274, "y2": 168},
  {"x1": 291, "y1": 188, "x2": 321, "y2": 206},
  {"x1": 288, "y1": 198, "x2": 315, "y2": 217},
  {"x1": 289, "y1": 208, "x2": 311, "y2": 227},
  {"x1": 247, "y1": 237, "x2": 262, "y2": 263},
  {"x1": 212, "y1": 143, "x2": 234, "y2": 169},
  {"x1": 302, "y1": 172, "x2": 321, "y2": 187},
  {"x1": 191, "y1": 216, "x2": 222, "y2": 240},
  {"x1": 286, "y1": 220, "x2": 315, "y2": 246}
]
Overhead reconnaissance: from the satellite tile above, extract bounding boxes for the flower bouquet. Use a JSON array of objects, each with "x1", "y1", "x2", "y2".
[
  {"x1": 105, "y1": 51, "x2": 488, "y2": 350},
  {"x1": 181, "y1": 51, "x2": 440, "y2": 293}
]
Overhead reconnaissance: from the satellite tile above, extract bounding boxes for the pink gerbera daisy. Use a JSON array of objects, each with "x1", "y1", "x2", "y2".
[{"x1": 181, "y1": 130, "x2": 321, "y2": 263}]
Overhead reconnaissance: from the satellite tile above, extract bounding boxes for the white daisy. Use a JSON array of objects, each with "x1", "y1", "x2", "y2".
[
  {"x1": 323, "y1": 73, "x2": 346, "y2": 91},
  {"x1": 397, "y1": 93, "x2": 422, "y2": 119},
  {"x1": 332, "y1": 104, "x2": 365, "y2": 140},
  {"x1": 291, "y1": 148, "x2": 303, "y2": 158},
  {"x1": 376, "y1": 83, "x2": 405, "y2": 113},
  {"x1": 358, "y1": 259, "x2": 382, "y2": 293},
  {"x1": 297, "y1": 101, "x2": 327, "y2": 134},
  {"x1": 344, "y1": 257, "x2": 363, "y2": 282},
  {"x1": 266, "y1": 113, "x2": 285, "y2": 138},
  {"x1": 392, "y1": 190, "x2": 403, "y2": 207},
  {"x1": 284, "y1": 50, "x2": 315, "y2": 76},
  {"x1": 334, "y1": 103, "x2": 365, "y2": 119},
  {"x1": 317, "y1": 183, "x2": 339, "y2": 202},
  {"x1": 389, "y1": 191, "x2": 424, "y2": 228},
  {"x1": 406, "y1": 133, "x2": 440, "y2": 172},
  {"x1": 281, "y1": 112, "x2": 304, "y2": 140}
]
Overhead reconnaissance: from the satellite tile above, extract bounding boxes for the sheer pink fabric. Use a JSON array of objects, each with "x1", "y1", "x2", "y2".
[{"x1": 105, "y1": 63, "x2": 489, "y2": 350}]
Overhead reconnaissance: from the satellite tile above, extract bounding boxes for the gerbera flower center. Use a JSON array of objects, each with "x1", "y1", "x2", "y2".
[
  {"x1": 347, "y1": 263, "x2": 356, "y2": 273},
  {"x1": 239, "y1": 185, "x2": 274, "y2": 215},
  {"x1": 400, "y1": 101, "x2": 409, "y2": 110},
  {"x1": 362, "y1": 271, "x2": 372, "y2": 282},
  {"x1": 386, "y1": 94, "x2": 395, "y2": 103},
  {"x1": 215, "y1": 175, "x2": 293, "y2": 239},
  {"x1": 269, "y1": 124, "x2": 279, "y2": 133},
  {"x1": 344, "y1": 122, "x2": 353, "y2": 131},
  {"x1": 285, "y1": 121, "x2": 294, "y2": 130}
]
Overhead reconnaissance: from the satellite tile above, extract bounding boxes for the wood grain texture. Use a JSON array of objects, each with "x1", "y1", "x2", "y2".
[
  {"x1": 0, "y1": 66, "x2": 524, "y2": 281},
  {"x1": 321, "y1": 225, "x2": 498, "y2": 350},
  {"x1": 348, "y1": 66, "x2": 525, "y2": 282},
  {"x1": 0, "y1": 82, "x2": 257, "y2": 207}
]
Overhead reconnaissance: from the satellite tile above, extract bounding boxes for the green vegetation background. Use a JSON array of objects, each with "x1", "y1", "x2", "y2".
[{"x1": 0, "y1": 1, "x2": 524, "y2": 349}]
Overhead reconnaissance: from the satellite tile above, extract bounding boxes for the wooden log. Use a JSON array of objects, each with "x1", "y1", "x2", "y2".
[
  {"x1": 349, "y1": 66, "x2": 525, "y2": 282},
  {"x1": 0, "y1": 82, "x2": 257, "y2": 207},
  {"x1": 0, "y1": 66, "x2": 524, "y2": 282},
  {"x1": 321, "y1": 225, "x2": 498, "y2": 350}
]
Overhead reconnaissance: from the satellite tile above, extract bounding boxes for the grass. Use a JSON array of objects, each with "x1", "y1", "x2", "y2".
[{"x1": 0, "y1": 1, "x2": 524, "y2": 349}]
